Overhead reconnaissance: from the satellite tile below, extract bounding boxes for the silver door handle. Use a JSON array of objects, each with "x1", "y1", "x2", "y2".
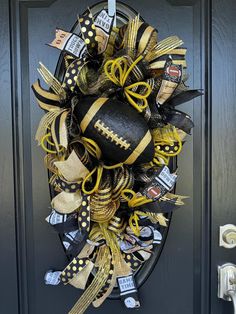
[
  {"x1": 228, "y1": 291, "x2": 236, "y2": 314},
  {"x1": 218, "y1": 263, "x2": 236, "y2": 314}
]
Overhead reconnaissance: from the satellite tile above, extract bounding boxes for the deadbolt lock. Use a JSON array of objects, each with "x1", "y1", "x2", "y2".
[{"x1": 219, "y1": 224, "x2": 236, "y2": 249}]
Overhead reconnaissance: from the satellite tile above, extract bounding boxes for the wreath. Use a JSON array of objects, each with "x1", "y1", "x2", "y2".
[{"x1": 32, "y1": 3, "x2": 202, "y2": 314}]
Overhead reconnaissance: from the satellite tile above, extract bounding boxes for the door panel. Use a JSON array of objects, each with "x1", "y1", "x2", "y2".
[
  {"x1": 14, "y1": 0, "x2": 203, "y2": 313},
  {"x1": 6, "y1": 0, "x2": 236, "y2": 314},
  {"x1": 211, "y1": 0, "x2": 236, "y2": 313},
  {"x1": 0, "y1": 1, "x2": 18, "y2": 313}
]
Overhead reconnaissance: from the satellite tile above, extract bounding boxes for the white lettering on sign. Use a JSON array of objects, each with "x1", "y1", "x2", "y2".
[
  {"x1": 46, "y1": 210, "x2": 66, "y2": 225},
  {"x1": 118, "y1": 275, "x2": 136, "y2": 293},
  {"x1": 95, "y1": 10, "x2": 113, "y2": 33},
  {"x1": 157, "y1": 165, "x2": 177, "y2": 189},
  {"x1": 65, "y1": 34, "x2": 87, "y2": 58}
]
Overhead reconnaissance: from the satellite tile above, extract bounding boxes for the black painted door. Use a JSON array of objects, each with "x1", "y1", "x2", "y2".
[{"x1": 1, "y1": 0, "x2": 236, "y2": 314}]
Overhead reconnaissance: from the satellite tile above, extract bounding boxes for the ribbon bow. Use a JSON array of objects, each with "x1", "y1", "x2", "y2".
[{"x1": 104, "y1": 55, "x2": 152, "y2": 112}]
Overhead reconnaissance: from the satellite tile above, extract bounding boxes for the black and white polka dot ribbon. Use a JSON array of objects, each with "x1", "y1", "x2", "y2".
[
  {"x1": 78, "y1": 10, "x2": 98, "y2": 56},
  {"x1": 78, "y1": 194, "x2": 91, "y2": 235},
  {"x1": 60, "y1": 256, "x2": 90, "y2": 285}
]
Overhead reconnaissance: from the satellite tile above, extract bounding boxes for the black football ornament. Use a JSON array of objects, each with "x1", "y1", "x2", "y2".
[{"x1": 74, "y1": 96, "x2": 155, "y2": 165}]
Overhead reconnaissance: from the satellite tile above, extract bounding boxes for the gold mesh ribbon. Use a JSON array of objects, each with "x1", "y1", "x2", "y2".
[{"x1": 68, "y1": 246, "x2": 110, "y2": 314}]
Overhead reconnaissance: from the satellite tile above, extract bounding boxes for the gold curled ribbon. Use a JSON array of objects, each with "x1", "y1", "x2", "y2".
[
  {"x1": 104, "y1": 55, "x2": 151, "y2": 112},
  {"x1": 128, "y1": 210, "x2": 167, "y2": 237},
  {"x1": 81, "y1": 136, "x2": 102, "y2": 160},
  {"x1": 121, "y1": 189, "x2": 152, "y2": 208},
  {"x1": 41, "y1": 132, "x2": 64, "y2": 154},
  {"x1": 82, "y1": 162, "x2": 123, "y2": 195},
  {"x1": 82, "y1": 165, "x2": 104, "y2": 195},
  {"x1": 121, "y1": 189, "x2": 153, "y2": 236}
]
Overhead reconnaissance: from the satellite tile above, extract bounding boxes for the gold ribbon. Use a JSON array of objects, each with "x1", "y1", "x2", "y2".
[
  {"x1": 68, "y1": 246, "x2": 111, "y2": 314},
  {"x1": 54, "y1": 150, "x2": 89, "y2": 182},
  {"x1": 51, "y1": 191, "x2": 82, "y2": 214},
  {"x1": 104, "y1": 55, "x2": 151, "y2": 112}
]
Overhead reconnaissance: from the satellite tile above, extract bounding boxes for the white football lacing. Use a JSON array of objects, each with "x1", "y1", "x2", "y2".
[{"x1": 94, "y1": 119, "x2": 130, "y2": 150}]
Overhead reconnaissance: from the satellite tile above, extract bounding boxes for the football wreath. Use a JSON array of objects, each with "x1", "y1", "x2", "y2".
[{"x1": 32, "y1": 2, "x2": 202, "y2": 314}]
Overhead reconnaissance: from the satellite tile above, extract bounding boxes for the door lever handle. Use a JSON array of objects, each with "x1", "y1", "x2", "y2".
[
  {"x1": 227, "y1": 291, "x2": 236, "y2": 314},
  {"x1": 218, "y1": 263, "x2": 236, "y2": 314},
  {"x1": 230, "y1": 278, "x2": 236, "y2": 285}
]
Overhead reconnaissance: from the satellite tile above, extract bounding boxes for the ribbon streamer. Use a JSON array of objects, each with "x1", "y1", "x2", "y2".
[{"x1": 104, "y1": 56, "x2": 152, "y2": 112}]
